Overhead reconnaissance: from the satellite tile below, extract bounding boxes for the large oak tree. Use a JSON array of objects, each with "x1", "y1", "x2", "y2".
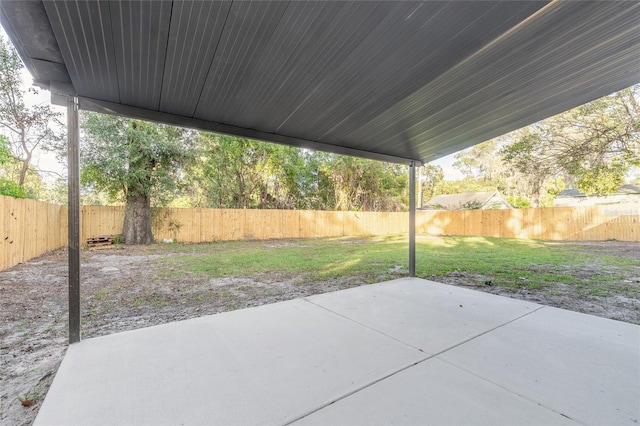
[{"x1": 80, "y1": 113, "x2": 196, "y2": 244}]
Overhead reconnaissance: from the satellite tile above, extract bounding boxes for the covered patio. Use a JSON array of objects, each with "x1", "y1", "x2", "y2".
[
  {"x1": 36, "y1": 278, "x2": 639, "y2": 425},
  {"x1": 1, "y1": 1, "x2": 639, "y2": 424}
]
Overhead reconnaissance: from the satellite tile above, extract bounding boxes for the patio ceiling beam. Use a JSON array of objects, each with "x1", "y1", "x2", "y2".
[{"x1": 76, "y1": 97, "x2": 422, "y2": 166}]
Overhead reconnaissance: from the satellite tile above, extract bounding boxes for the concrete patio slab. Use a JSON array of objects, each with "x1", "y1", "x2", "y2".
[
  {"x1": 35, "y1": 278, "x2": 640, "y2": 425},
  {"x1": 439, "y1": 305, "x2": 640, "y2": 425},
  {"x1": 293, "y1": 358, "x2": 578, "y2": 425},
  {"x1": 306, "y1": 278, "x2": 541, "y2": 354},
  {"x1": 35, "y1": 298, "x2": 427, "y2": 425}
]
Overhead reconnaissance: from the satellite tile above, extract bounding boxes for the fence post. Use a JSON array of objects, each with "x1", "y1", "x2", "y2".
[{"x1": 67, "y1": 95, "x2": 81, "y2": 344}]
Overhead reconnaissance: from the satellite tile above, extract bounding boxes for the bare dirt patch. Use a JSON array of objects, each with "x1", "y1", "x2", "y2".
[
  {"x1": 437, "y1": 271, "x2": 640, "y2": 324},
  {"x1": 1, "y1": 239, "x2": 639, "y2": 425},
  {"x1": 436, "y1": 240, "x2": 640, "y2": 324}
]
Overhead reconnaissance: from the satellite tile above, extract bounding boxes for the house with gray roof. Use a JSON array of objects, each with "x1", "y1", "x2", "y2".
[
  {"x1": 420, "y1": 191, "x2": 512, "y2": 210},
  {"x1": 554, "y1": 185, "x2": 640, "y2": 207}
]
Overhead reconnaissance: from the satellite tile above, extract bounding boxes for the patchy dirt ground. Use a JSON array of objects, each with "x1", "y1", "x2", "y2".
[
  {"x1": 437, "y1": 241, "x2": 640, "y2": 325},
  {"x1": 1, "y1": 239, "x2": 639, "y2": 426}
]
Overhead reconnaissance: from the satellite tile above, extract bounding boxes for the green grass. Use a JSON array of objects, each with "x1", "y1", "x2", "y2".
[
  {"x1": 16, "y1": 388, "x2": 40, "y2": 407},
  {"x1": 160, "y1": 236, "x2": 410, "y2": 281},
  {"x1": 155, "y1": 236, "x2": 639, "y2": 296},
  {"x1": 93, "y1": 288, "x2": 109, "y2": 301},
  {"x1": 133, "y1": 295, "x2": 168, "y2": 309}
]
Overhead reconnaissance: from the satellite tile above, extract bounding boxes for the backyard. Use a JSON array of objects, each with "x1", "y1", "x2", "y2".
[{"x1": 1, "y1": 235, "x2": 639, "y2": 425}]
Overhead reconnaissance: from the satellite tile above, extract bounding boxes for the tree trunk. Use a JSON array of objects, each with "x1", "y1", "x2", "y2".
[
  {"x1": 18, "y1": 153, "x2": 30, "y2": 186},
  {"x1": 19, "y1": 130, "x2": 30, "y2": 186},
  {"x1": 123, "y1": 194, "x2": 154, "y2": 244},
  {"x1": 531, "y1": 185, "x2": 542, "y2": 208}
]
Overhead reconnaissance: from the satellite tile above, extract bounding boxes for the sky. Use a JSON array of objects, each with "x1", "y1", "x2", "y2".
[{"x1": 430, "y1": 153, "x2": 463, "y2": 179}]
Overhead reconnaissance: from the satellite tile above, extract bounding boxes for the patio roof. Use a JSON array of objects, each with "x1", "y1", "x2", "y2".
[{"x1": 2, "y1": 1, "x2": 639, "y2": 164}]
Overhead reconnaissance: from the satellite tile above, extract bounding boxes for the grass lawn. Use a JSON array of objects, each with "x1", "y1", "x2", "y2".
[{"x1": 153, "y1": 235, "x2": 640, "y2": 299}]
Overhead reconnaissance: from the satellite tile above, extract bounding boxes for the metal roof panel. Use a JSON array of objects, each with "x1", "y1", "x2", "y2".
[
  {"x1": 161, "y1": 1, "x2": 231, "y2": 116},
  {"x1": 194, "y1": 1, "x2": 289, "y2": 123},
  {"x1": 110, "y1": 1, "x2": 172, "y2": 110},
  {"x1": 43, "y1": 1, "x2": 120, "y2": 103}
]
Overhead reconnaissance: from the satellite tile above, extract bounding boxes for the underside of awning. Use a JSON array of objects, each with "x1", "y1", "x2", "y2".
[{"x1": 2, "y1": 1, "x2": 639, "y2": 165}]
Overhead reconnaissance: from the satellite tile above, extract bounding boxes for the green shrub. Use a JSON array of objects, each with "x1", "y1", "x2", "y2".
[
  {"x1": 507, "y1": 195, "x2": 531, "y2": 209},
  {"x1": 0, "y1": 179, "x2": 28, "y2": 198}
]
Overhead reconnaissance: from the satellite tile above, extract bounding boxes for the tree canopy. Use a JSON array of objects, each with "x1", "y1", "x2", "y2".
[
  {"x1": 80, "y1": 113, "x2": 195, "y2": 203},
  {"x1": 192, "y1": 133, "x2": 408, "y2": 212},
  {"x1": 433, "y1": 85, "x2": 639, "y2": 207},
  {"x1": 0, "y1": 35, "x2": 62, "y2": 191},
  {"x1": 0, "y1": 134, "x2": 27, "y2": 198}
]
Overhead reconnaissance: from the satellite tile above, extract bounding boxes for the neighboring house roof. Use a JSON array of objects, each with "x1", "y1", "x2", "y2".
[
  {"x1": 420, "y1": 191, "x2": 512, "y2": 210},
  {"x1": 556, "y1": 185, "x2": 640, "y2": 198},
  {"x1": 620, "y1": 184, "x2": 640, "y2": 194},
  {"x1": 556, "y1": 189, "x2": 583, "y2": 197}
]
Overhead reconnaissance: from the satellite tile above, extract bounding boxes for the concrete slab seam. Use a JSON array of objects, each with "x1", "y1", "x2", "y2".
[
  {"x1": 302, "y1": 297, "x2": 545, "y2": 355},
  {"x1": 425, "y1": 305, "x2": 547, "y2": 358},
  {"x1": 436, "y1": 357, "x2": 582, "y2": 424},
  {"x1": 284, "y1": 353, "x2": 432, "y2": 426},
  {"x1": 286, "y1": 300, "x2": 547, "y2": 425},
  {"x1": 302, "y1": 297, "x2": 428, "y2": 352}
]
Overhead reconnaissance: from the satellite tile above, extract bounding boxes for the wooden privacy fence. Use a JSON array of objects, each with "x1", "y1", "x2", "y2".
[
  {"x1": 1, "y1": 196, "x2": 67, "y2": 272},
  {"x1": 2, "y1": 195, "x2": 639, "y2": 271},
  {"x1": 417, "y1": 203, "x2": 639, "y2": 241},
  {"x1": 149, "y1": 208, "x2": 407, "y2": 242},
  {"x1": 80, "y1": 202, "x2": 640, "y2": 243}
]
